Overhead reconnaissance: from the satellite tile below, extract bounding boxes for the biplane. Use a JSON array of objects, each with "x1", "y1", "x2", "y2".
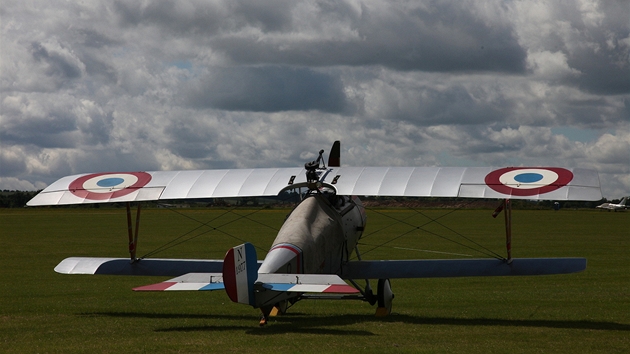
[{"x1": 27, "y1": 141, "x2": 602, "y2": 325}]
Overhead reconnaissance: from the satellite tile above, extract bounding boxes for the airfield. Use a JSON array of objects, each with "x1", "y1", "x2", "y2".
[{"x1": 1, "y1": 205, "x2": 628, "y2": 353}]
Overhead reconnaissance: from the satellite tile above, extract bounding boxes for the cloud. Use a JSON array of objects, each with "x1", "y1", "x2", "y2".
[
  {"x1": 208, "y1": 1, "x2": 527, "y2": 73},
  {"x1": 1, "y1": 0, "x2": 628, "y2": 199},
  {"x1": 586, "y1": 131, "x2": 630, "y2": 166},
  {"x1": 30, "y1": 41, "x2": 85, "y2": 80},
  {"x1": 510, "y1": 0, "x2": 630, "y2": 95},
  {"x1": 184, "y1": 66, "x2": 350, "y2": 113}
]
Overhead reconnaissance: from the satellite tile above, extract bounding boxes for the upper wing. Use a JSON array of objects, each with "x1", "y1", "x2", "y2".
[
  {"x1": 27, "y1": 168, "x2": 304, "y2": 206},
  {"x1": 27, "y1": 166, "x2": 602, "y2": 206}
]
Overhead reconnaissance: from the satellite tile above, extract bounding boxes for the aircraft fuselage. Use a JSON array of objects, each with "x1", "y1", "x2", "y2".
[{"x1": 258, "y1": 192, "x2": 367, "y2": 276}]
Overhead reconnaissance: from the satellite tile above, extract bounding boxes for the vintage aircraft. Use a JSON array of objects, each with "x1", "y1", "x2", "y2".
[
  {"x1": 596, "y1": 197, "x2": 628, "y2": 211},
  {"x1": 27, "y1": 141, "x2": 603, "y2": 325}
]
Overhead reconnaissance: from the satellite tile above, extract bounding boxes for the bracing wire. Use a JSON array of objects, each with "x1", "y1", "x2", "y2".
[
  {"x1": 358, "y1": 200, "x2": 505, "y2": 260},
  {"x1": 407, "y1": 206, "x2": 505, "y2": 259},
  {"x1": 140, "y1": 205, "x2": 279, "y2": 259}
]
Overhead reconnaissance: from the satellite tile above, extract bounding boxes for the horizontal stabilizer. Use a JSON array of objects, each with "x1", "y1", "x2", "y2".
[
  {"x1": 132, "y1": 272, "x2": 358, "y2": 294},
  {"x1": 55, "y1": 257, "x2": 260, "y2": 276},
  {"x1": 133, "y1": 273, "x2": 225, "y2": 291},
  {"x1": 341, "y1": 258, "x2": 587, "y2": 279},
  {"x1": 257, "y1": 273, "x2": 358, "y2": 294}
]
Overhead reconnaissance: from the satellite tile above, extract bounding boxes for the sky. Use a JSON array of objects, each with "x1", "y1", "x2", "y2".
[{"x1": 1, "y1": 0, "x2": 628, "y2": 199}]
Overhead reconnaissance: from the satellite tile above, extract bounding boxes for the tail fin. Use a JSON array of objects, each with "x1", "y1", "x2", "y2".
[
  {"x1": 328, "y1": 140, "x2": 340, "y2": 167},
  {"x1": 620, "y1": 197, "x2": 627, "y2": 206},
  {"x1": 222, "y1": 243, "x2": 258, "y2": 306}
]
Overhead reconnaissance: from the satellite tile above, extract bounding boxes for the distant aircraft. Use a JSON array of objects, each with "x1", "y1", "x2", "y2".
[
  {"x1": 27, "y1": 141, "x2": 603, "y2": 325},
  {"x1": 596, "y1": 197, "x2": 628, "y2": 211}
]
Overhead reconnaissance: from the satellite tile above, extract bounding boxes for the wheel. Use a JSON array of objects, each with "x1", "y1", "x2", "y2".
[{"x1": 376, "y1": 278, "x2": 394, "y2": 317}]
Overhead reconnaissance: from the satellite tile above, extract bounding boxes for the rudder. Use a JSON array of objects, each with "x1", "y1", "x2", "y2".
[
  {"x1": 328, "y1": 140, "x2": 340, "y2": 167},
  {"x1": 223, "y1": 243, "x2": 258, "y2": 306}
]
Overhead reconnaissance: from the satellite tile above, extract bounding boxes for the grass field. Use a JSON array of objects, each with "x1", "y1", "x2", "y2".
[{"x1": 1, "y1": 206, "x2": 628, "y2": 353}]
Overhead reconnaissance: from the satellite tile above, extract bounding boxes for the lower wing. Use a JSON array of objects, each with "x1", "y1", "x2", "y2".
[
  {"x1": 341, "y1": 258, "x2": 587, "y2": 279},
  {"x1": 54, "y1": 257, "x2": 252, "y2": 276}
]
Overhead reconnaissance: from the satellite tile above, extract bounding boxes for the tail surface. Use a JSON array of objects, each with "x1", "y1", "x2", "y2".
[
  {"x1": 223, "y1": 243, "x2": 258, "y2": 306},
  {"x1": 328, "y1": 141, "x2": 340, "y2": 167}
]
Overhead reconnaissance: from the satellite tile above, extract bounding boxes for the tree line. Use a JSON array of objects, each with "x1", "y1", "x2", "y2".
[{"x1": 0, "y1": 190, "x2": 41, "y2": 208}]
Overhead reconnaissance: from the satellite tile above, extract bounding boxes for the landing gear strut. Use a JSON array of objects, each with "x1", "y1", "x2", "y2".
[{"x1": 375, "y1": 278, "x2": 394, "y2": 317}]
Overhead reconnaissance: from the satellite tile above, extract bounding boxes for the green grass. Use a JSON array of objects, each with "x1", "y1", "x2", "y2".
[{"x1": 1, "y1": 207, "x2": 628, "y2": 353}]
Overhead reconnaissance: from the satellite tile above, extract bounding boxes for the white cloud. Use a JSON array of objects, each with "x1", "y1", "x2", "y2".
[
  {"x1": 0, "y1": 177, "x2": 47, "y2": 191},
  {"x1": 527, "y1": 50, "x2": 582, "y2": 80}
]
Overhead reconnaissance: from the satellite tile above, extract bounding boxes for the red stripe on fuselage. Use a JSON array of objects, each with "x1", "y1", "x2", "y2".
[{"x1": 270, "y1": 244, "x2": 302, "y2": 273}]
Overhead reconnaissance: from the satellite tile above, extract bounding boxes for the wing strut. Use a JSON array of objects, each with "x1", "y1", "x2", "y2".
[
  {"x1": 504, "y1": 199, "x2": 512, "y2": 263},
  {"x1": 126, "y1": 202, "x2": 141, "y2": 261},
  {"x1": 492, "y1": 199, "x2": 512, "y2": 263}
]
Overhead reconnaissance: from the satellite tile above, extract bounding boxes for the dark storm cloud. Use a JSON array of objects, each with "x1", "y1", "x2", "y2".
[
  {"x1": 460, "y1": 127, "x2": 526, "y2": 154},
  {"x1": 566, "y1": 45, "x2": 630, "y2": 95},
  {"x1": 80, "y1": 111, "x2": 114, "y2": 145},
  {"x1": 364, "y1": 81, "x2": 512, "y2": 126},
  {"x1": 164, "y1": 117, "x2": 220, "y2": 159},
  {"x1": 230, "y1": 0, "x2": 296, "y2": 32},
  {"x1": 73, "y1": 28, "x2": 121, "y2": 49},
  {"x1": 112, "y1": 0, "x2": 295, "y2": 35},
  {"x1": 79, "y1": 54, "x2": 117, "y2": 84},
  {"x1": 0, "y1": 151, "x2": 28, "y2": 177},
  {"x1": 565, "y1": 35, "x2": 629, "y2": 95},
  {"x1": 1, "y1": 111, "x2": 77, "y2": 148},
  {"x1": 111, "y1": 0, "x2": 526, "y2": 73},
  {"x1": 532, "y1": 1, "x2": 630, "y2": 95},
  {"x1": 1, "y1": 94, "x2": 112, "y2": 148},
  {"x1": 553, "y1": 97, "x2": 622, "y2": 128},
  {"x1": 185, "y1": 66, "x2": 349, "y2": 113},
  {"x1": 1, "y1": 129, "x2": 78, "y2": 149},
  {"x1": 409, "y1": 86, "x2": 510, "y2": 125},
  {"x1": 212, "y1": 2, "x2": 527, "y2": 73},
  {"x1": 30, "y1": 42, "x2": 84, "y2": 85}
]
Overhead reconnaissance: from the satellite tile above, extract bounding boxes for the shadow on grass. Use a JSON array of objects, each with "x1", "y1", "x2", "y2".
[{"x1": 81, "y1": 311, "x2": 630, "y2": 335}]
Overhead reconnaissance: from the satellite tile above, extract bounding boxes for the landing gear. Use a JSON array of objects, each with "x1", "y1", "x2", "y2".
[
  {"x1": 259, "y1": 306, "x2": 273, "y2": 326},
  {"x1": 375, "y1": 279, "x2": 394, "y2": 317},
  {"x1": 260, "y1": 299, "x2": 294, "y2": 325},
  {"x1": 259, "y1": 313, "x2": 268, "y2": 326},
  {"x1": 269, "y1": 300, "x2": 289, "y2": 317}
]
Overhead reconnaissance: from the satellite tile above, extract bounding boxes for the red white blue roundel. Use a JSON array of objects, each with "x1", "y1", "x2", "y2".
[
  {"x1": 485, "y1": 167, "x2": 573, "y2": 197},
  {"x1": 69, "y1": 172, "x2": 152, "y2": 200}
]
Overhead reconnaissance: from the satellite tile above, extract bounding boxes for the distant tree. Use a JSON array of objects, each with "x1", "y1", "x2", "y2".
[{"x1": 0, "y1": 190, "x2": 40, "y2": 208}]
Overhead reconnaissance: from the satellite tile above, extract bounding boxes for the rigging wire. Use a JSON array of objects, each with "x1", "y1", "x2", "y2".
[
  {"x1": 407, "y1": 206, "x2": 505, "y2": 259},
  {"x1": 393, "y1": 246, "x2": 472, "y2": 257},
  {"x1": 140, "y1": 207, "x2": 234, "y2": 258},
  {"x1": 140, "y1": 205, "x2": 278, "y2": 259},
  {"x1": 358, "y1": 200, "x2": 505, "y2": 260}
]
